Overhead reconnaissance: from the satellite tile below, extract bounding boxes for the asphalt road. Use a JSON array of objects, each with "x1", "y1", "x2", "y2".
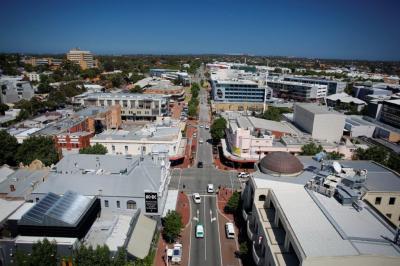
[{"x1": 189, "y1": 195, "x2": 221, "y2": 266}]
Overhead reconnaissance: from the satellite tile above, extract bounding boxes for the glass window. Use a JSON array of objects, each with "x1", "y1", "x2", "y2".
[
  {"x1": 117, "y1": 201, "x2": 120, "y2": 208},
  {"x1": 105, "y1": 200, "x2": 109, "y2": 207},
  {"x1": 386, "y1": 213, "x2": 392, "y2": 219},
  {"x1": 389, "y1": 197, "x2": 396, "y2": 205},
  {"x1": 375, "y1": 197, "x2": 382, "y2": 205},
  {"x1": 127, "y1": 200, "x2": 137, "y2": 209}
]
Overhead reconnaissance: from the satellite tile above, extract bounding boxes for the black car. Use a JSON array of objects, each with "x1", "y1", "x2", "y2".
[{"x1": 197, "y1": 161, "x2": 203, "y2": 168}]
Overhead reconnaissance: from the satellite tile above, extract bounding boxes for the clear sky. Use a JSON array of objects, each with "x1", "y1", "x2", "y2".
[{"x1": 1, "y1": 0, "x2": 399, "y2": 60}]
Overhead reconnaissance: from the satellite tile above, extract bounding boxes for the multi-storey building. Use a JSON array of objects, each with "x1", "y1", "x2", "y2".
[
  {"x1": 379, "y1": 99, "x2": 400, "y2": 129},
  {"x1": 23, "y1": 57, "x2": 62, "y2": 69},
  {"x1": 66, "y1": 49, "x2": 97, "y2": 70},
  {"x1": 242, "y1": 153, "x2": 400, "y2": 266},
  {"x1": 74, "y1": 92, "x2": 169, "y2": 120},
  {"x1": 267, "y1": 80, "x2": 327, "y2": 102},
  {"x1": 283, "y1": 76, "x2": 346, "y2": 95}
]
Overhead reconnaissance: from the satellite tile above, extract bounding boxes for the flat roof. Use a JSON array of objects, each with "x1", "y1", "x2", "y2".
[
  {"x1": 127, "y1": 212, "x2": 157, "y2": 259},
  {"x1": 92, "y1": 126, "x2": 180, "y2": 142},
  {"x1": 0, "y1": 199, "x2": 24, "y2": 223},
  {"x1": 295, "y1": 103, "x2": 342, "y2": 115},
  {"x1": 85, "y1": 92, "x2": 168, "y2": 100}
]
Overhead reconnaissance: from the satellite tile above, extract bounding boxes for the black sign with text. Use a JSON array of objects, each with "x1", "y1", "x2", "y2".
[{"x1": 145, "y1": 192, "x2": 158, "y2": 213}]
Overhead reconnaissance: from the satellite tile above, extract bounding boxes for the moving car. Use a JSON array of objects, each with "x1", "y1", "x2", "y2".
[
  {"x1": 225, "y1": 222, "x2": 235, "y2": 239},
  {"x1": 237, "y1": 172, "x2": 250, "y2": 178},
  {"x1": 205, "y1": 125, "x2": 209, "y2": 130},
  {"x1": 196, "y1": 224, "x2": 204, "y2": 238},
  {"x1": 197, "y1": 161, "x2": 203, "y2": 168},
  {"x1": 199, "y1": 125, "x2": 204, "y2": 128},
  {"x1": 207, "y1": 184, "x2": 214, "y2": 193},
  {"x1": 192, "y1": 193, "x2": 201, "y2": 204},
  {"x1": 199, "y1": 139, "x2": 204, "y2": 144}
]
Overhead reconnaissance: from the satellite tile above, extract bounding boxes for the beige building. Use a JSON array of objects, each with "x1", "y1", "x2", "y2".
[
  {"x1": 242, "y1": 153, "x2": 400, "y2": 266},
  {"x1": 66, "y1": 49, "x2": 97, "y2": 70},
  {"x1": 211, "y1": 101, "x2": 266, "y2": 113}
]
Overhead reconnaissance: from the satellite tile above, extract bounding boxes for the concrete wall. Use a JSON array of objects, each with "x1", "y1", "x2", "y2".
[
  {"x1": 312, "y1": 114, "x2": 345, "y2": 142},
  {"x1": 363, "y1": 191, "x2": 400, "y2": 228}
]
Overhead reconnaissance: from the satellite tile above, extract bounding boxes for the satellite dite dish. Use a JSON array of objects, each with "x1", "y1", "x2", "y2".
[{"x1": 332, "y1": 161, "x2": 342, "y2": 174}]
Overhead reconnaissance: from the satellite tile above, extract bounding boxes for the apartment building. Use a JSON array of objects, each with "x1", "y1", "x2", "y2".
[
  {"x1": 267, "y1": 80, "x2": 327, "y2": 102},
  {"x1": 23, "y1": 57, "x2": 62, "y2": 69},
  {"x1": 242, "y1": 153, "x2": 400, "y2": 266},
  {"x1": 283, "y1": 76, "x2": 346, "y2": 95},
  {"x1": 66, "y1": 49, "x2": 97, "y2": 70},
  {"x1": 74, "y1": 92, "x2": 169, "y2": 120},
  {"x1": 293, "y1": 103, "x2": 345, "y2": 142}
]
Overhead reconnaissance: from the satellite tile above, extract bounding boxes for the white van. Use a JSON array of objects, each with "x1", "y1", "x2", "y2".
[{"x1": 225, "y1": 222, "x2": 235, "y2": 239}]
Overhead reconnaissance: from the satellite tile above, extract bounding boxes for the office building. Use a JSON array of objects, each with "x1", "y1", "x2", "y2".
[
  {"x1": 0, "y1": 76, "x2": 34, "y2": 104},
  {"x1": 344, "y1": 116, "x2": 376, "y2": 138},
  {"x1": 242, "y1": 154, "x2": 400, "y2": 266},
  {"x1": 267, "y1": 80, "x2": 327, "y2": 102},
  {"x1": 66, "y1": 48, "x2": 97, "y2": 70},
  {"x1": 379, "y1": 99, "x2": 400, "y2": 129},
  {"x1": 283, "y1": 76, "x2": 346, "y2": 95},
  {"x1": 23, "y1": 57, "x2": 62, "y2": 69},
  {"x1": 30, "y1": 153, "x2": 172, "y2": 216},
  {"x1": 326, "y1": 92, "x2": 366, "y2": 112},
  {"x1": 74, "y1": 92, "x2": 169, "y2": 120},
  {"x1": 293, "y1": 103, "x2": 345, "y2": 142},
  {"x1": 353, "y1": 85, "x2": 392, "y2": 102}
]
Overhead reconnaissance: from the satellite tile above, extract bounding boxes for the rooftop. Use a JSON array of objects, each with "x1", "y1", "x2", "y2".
[
  {"x1": 85, "y1": 92, "x2": 168, "y2": 101},
  {"x1": 295, "y1": 103, "x2": 342, "y2": 115},
  {"x1": 326, "y1": 92, "x2": 366, "y2": 105}
]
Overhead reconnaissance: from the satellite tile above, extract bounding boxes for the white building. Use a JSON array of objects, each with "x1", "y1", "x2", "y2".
[
  {"x1": 90, "y1": 120, "x2": 186, "y2": 161},
  {"x1": 293, "y1": 103, "x2": 345, "y2": 142},
  {"x1": 0, "y1": 76, "x2": 34, "y2": 104}
]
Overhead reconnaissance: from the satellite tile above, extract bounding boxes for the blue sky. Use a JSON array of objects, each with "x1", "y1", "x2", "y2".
[{"x1": 1, "y1": 0, "x2": 399, "y2": 60}]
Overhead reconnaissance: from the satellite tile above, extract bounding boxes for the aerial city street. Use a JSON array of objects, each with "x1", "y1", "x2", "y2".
[{"x1": 0, "y1": 1, "x2": 400, "y2": 266}]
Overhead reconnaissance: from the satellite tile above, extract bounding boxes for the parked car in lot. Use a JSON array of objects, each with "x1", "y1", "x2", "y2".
[
  {"x1": 225, "y1": 222, "x2": 235, "y2": 239},
  {"x1": 193, "y1": 193, "x2": 201, "y2": 204},
  {"x1": 207, "y1": 184, "x2": 214, "y2": 193},
  {"x1": 196, "y1": 224, "x2": 204, "y2": 238}
]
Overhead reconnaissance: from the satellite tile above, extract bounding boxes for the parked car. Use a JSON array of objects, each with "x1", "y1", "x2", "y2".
[
  {"x1": 196, "y1": 224, "x2": 204, "y2": 238},
  {"x1": 193, "y1": 193, "x2": 201, "y2": 204},
  {"x1": 207, "y1": 184, "x2": 214, "y2": 193},
  {"x1": 199, "y1": 139, "x2": 204, "y2": 144},
  {"x1": 205, "y1": 125, "x2": 209, "y2": 130},
  {"x1": 171, "y1": 243, "x2": 183, "y2": 264},
  {"x1": 199, "y1": 125, "x2": 204, "y2": 128},
  {"x1": 225, "y1": 222, "x2": 235, "y2": 239}
]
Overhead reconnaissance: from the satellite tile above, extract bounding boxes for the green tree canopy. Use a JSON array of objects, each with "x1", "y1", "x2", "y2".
[
  {"x1": 30, "y1": 238, "x2": 58, "y2": 266},
  {"x1": 210, "y1": 117, "x2": 227, "y2": 142},
  {"x1": 0, "y1": 130, "x2": 18, "y2": 166},
  {"x1": 79, "y1": 144, "x2": 108, "y2": 155},
  {"x1": 162, "y1": 210, "x2": 183, "y2": 243},
  {"x1": 16, "y1": 136, "x2": 59, "y2": 166},
  {"x1": 354, "y1": 146, "x2": 388, "y2": 164},
  {"x1": 224, "y1": 191, "x2": 241, "y2": 214},
  {"x1": 130, "y1": 85, "x2": 143, "y2": 93},
  {"x1": 259, "y1": 106, "x2": 291, "y2": 121},
  {"x1": 0, "y1": 103, "x2": 9, "y2": 115},
  {"x1": 326, "y1": 151, "x2": 344, "y2": 160},
  {"x1": 300, "y1": 142, "x2": 323, "y2": 156}
]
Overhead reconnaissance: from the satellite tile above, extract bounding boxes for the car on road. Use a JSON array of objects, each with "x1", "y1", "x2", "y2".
[
  {"x1": 199, "y1": 125, "x2": 204, "y2": 128},
  {"x1": 197, "y1": 161, "x2": 203, "y2": 168},
  {"x1": 225, "y1": 222, "x2": 235, "y2": 239},
  {"x1": 205, "y1": 125, "x2": 209, "y2": 130},
  {"x1": 192, "y1": 193, "x2": 201, "y2": 204},
  {"x1": 237, "y1": 172, "x2": 250, "y2": 178},
  {"x1": 199, "y1": 139, "x2": 204, "y2": 144},
  {"x1": 195, "y1": 224, "x2": 204, "y2": 238},
  {"x1": 171, "y1": 243, "x2": 183, "y2": 264},
  {"x1": 207, "y1": 184, "x2": 214, "y2": 193}
]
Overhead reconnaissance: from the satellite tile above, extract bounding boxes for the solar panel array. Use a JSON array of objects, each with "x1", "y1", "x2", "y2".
[{"x1": 19, "y1": 191, "x2": 93, "y2": 227}]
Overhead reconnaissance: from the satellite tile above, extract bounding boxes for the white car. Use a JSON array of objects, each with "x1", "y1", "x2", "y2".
[
  {"x1": 205, "y1": 125, "x2": 209, "y2": 130},
  {"x1": 207, "y1": 184, "x2": 214, "y2": 193},
  {"x1": 238, "y1": 172, "x2": 250, "y2": 178},
  {"x1": 199, "y1": 125, "x2": 204, "y2": 128},
  {"x1": 192, "y1": 193, "x2": 201, "y2": 204},
  {"x1": 225, "y1": 222, "x2": 235, "y2": 239},
  {"x1": 199, "y1": 139, "x2": 204, "y2": 144}
]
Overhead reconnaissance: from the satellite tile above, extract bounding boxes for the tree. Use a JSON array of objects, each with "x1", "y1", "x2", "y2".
[
  {"x1": 162, "y1": 210, "x2": 183, "y2": 243},
  {"x1": 188, "y1": 103, "x2": 197, "y2": 117},
  {"x1": 386, "y1": 153, "x2": 400, "y2": 173},
  {"x1": 16, "y1": 136, "x2": 59, "y2": 166},
  {"x1": 79, "y1": 144, "x2": 108, "y2": 155},
  {"x1": 30, "y1": 238, "x2": 58, "y2": 266},
  {"x1": 238, "y1": 242, "x2": 249, "y2": 257},
  {"x1": 130, "y1": 85, "x2": 143, "y2": 93},
  {"x1": 326, "y1": 151, "x2": 344, "y2": 160},
  {"x1": 210, "y1": 117, "x2": 227, "y2": 142},
  {"x1": 0, "y1": 130, "x2": 18, "y2": 166},
  {"x1": 224, "y1": 191, "x2": 240, "y2": 214},
  {"x1": 0, "y1": 103, "x2": 9, "y2": 115},
  {"x1": 300, "y1": 142, "x2": 323, "y2": 155},
  {"x1": 259, "y1": 106, "x2": 291, "y2": 122},
  {"x1": 354, "y1": 146, "x2": 388, "y2": 164}
]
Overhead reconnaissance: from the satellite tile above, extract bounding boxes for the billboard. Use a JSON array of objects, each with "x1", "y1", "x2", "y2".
[{"x1": 145, "y1": 192, "x2": 158, "y2": 213}]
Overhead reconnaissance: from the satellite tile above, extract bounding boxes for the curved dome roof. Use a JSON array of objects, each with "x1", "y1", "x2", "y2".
[{"x1": 259, "y1": 152, "x2": 303, "y2": 176}]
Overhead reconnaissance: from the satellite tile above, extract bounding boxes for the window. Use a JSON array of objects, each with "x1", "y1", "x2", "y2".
[
  {"x1": 125, "y1": 146, "x2": 128, "y2": 153},
  {"x1": 389, "y1": 197, "x2": 396, "y2": 205},
  {"x1": 112, "y1": 145, "x2": 115, "y2": 153},
  {"x1": 386, "y1": 213, "x2": 392, "y2": 219},
  {"x1": 127, "y1": 200, "x2": 137, "y2": 209},
  {"x1": 375, "y1": 197, "x2": 382, "y2": 205},
  {"x1": 117, "y1": 201, "x2": 120, "y2": 208},
  {"x1": 258, "y1": 195, "x2": 266, "y2": 201},
  {"x1": 105, "y1": 200, "x2": 109, "y2": 207}
]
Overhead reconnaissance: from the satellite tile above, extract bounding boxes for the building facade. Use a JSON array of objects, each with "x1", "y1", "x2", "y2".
[
  {"x1": 74, "y1": 92, "x2": 169, "y2": 120},
  {"x1": 293, "y1": 103, "x2": 345, "y2": 142},
  {"x1": 66, "y1": 49, "x2": 97, "y2": 70},
  {"x1": 283, "y1": 76, "x2": 346, "y2": 95},
  {"x1": 379, "y1": 99, "x2": 400, "y2": 129},
  {"x1": 267, "y1": 80, "x2": 327, "y2": 102},
  {"x1": 0, "y1": 76, "x2": 34, "y2": 104}
]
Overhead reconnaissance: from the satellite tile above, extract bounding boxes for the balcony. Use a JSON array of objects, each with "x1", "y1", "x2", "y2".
[
  {"x1": 252, "y1": 242, "x2": 265, "y2": 266},
  {"x1": 247, "y1": 219, "x2": 254, "y2": 240}
]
